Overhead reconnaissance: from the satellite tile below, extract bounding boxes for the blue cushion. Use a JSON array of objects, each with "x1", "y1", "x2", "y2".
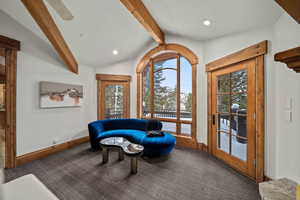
[
  {"x1": 88, "y1": 119, "x2": 176, "y2": 157},
  {"x1": 97, "y1": 129, "x2": 147, "y2": 144}
]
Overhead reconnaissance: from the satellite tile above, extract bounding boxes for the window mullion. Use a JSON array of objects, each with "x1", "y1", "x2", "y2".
[
  {"x1": 176, "y1": 55, "x2": 181, "y2": 135},
  {"x1": 150, "y1": 59, "x2": 154, "y2": 118}
]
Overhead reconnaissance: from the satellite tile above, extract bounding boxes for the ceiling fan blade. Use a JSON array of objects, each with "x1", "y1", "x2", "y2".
[{"x1": 45, "y1": 0, "x2": 74, "y2": 21}]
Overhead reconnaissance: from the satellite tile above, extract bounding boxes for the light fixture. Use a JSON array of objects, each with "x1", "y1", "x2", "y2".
[
  {"x1": 113, "y1": 50, "x2": 119, "y2": 55},
  {"x1": 203, "y1": 20, "x2": 211, "y2": 26}
]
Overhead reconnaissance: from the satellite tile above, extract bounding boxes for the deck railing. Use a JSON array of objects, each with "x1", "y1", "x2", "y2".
[
  {"x1": 105, "y1": 110, "x2": 123, "y2": 119},
  {"x1": 105, "y1": 109, "x2": 193, "y2": 119},
  {"x1": 143, "y1": 110, "x2": 192, "y2": 119}
]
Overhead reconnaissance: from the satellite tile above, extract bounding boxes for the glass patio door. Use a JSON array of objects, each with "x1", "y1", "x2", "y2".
[
  {"x1": 99, "y1": 81, "x2": 130, "y2": 120},
  {"x1": 211, "y1": 59, "x2": 256, "y2": 178}
]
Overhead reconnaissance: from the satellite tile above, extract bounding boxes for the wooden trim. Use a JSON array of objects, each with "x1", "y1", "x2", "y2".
[
  {"x1": 176, "y1": 55, "x2": 181, "y2": 135},
  {"x1": 97, "y1": 76, "x2": 131, "y2": 120},
  {"x1": 264, "y1": 176, "x2": 272, "y2": 181},
  {"x1": 191, "y1": 63, "x2": 197, "y2": 141},
  {"x1": 0, "y1": 48, "x2": 5, "y2": 57},
  {"x1": 207, "y1": 72, "x2": 213, "y2": 154},
  {"x1": 206, "y1": 41, "x2": 268, "y2": 72},
  {"x1": 16, "y1": 136, "x2": 89, "y2": 166},
  {"x1": 150, "y1": 60, "x2": 154, "y2": 118},
  {"x1": 21, "y1": 0, "x2": 78, "y2": 74},
  {"x1": 4, "y1": 49, "x2": 17, "y2": 168},
  {"x1": 136, "y1": 43, "x2": 198, "y2": 73},
  {"x1": 274, "y1": 46, "x2": 300, "y2": 72},
  {"x1": 119, "y1": 0, "x2": 165, "y2": 44},
  {"x1": 176, "y1": 135, "x2": 197, "y2": 149},
  {"x1": 0, "y1": 35, "x2": 20, "y2": 50},
  {"x1": 152, "y1": 53, "x2": 178, "y2": 63},
  {"x1": 96, "y1": 74, "x2": 132, "y2": 81},
  {"x1": 197, "y1": 143, "x2": 208, "y2": 152},
  {"x1": 137, "y1": 73, "x2": 142, "y2": 118},
  {"x1": 275, "y1": 0, "x2": 300, "y2": 24},
  {"x1": 0, "y1": 64, "x2": 5, "y2": 76},
  {"x1": 256, "y1": 55, "x2": 265, "y2": 183},
  {"x1": 97, "y1": 81, "x2": 101, "y2": 120}
]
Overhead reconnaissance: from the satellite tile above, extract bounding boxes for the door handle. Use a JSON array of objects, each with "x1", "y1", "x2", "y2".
[{"x1": 212, "y1": 114, "x2": 215, "y2": 125}]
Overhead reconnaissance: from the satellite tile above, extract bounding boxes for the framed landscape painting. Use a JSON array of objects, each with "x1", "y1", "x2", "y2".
[{"x1": 40, "y1": 81, "x2": 83, "y2": 108}]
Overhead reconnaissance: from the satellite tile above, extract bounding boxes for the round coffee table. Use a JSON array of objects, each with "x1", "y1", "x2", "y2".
[{"x1": 100, "y1": 137, "x2": 144, "y2": 174}]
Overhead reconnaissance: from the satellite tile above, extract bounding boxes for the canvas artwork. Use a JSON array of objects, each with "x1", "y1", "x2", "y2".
[{"x1": 40, "y1": 81, "x2": 83, "y2": 108}]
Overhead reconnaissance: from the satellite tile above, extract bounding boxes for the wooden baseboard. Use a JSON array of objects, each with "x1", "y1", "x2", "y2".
[
  {"x1": 197, "y1": 143, "x2": 208, "y2": 152},
  {"x1": 263, "y1": 176, "x2": 272, "y2": 181},
  {"x1": 16, "y1": 136, "x2": 90, "y2": 166},
  {"x1": 175, "y1": 135, "x2": 198, "y2": 149}
]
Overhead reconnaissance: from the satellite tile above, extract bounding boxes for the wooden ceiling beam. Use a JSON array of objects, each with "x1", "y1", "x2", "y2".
[
  {"x1": 21, "y1": 0, "x2": 78, "y2": 74},
  {"x1": 275, "y1": 46, "x2": 300, "y2": 72},
  {"x1": 275, "y1": 0, "x2": 300, "y2": 24},
  {"x1": 120, "y1": 0, "x2": 165, "y2": 44}
]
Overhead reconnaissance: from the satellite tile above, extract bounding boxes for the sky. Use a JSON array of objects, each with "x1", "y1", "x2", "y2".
[{"x1": 156, "y1": 56, "x2": 192, "y2": 93}]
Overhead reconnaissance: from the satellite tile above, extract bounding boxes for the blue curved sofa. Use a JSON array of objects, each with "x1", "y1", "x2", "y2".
[{"x1": 88, "y1": 119, "x2": 176, "y2": 157}]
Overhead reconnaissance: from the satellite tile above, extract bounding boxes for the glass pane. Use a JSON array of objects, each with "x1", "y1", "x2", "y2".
[
  {"x1": 217, "y1": 74, "x2": 230, "y2": 93},
  {"x1": 231, "y1": 115, "x2": 247, "y2": 140},
  {"x1": 162, "y1": 122, "x2": 176, "y2": 133},
  {"x1": 218, "y1": 113, "x2": 230, "y2": 132},
  {"x1": 231, "y1": 114, "x2": 247, "y2": 161},
  {"x1": 154, "y1": 68, "x2": 177, "y2": 119},
  {"x1": 180, "y1": 56, "x2": 192, "y2": 121},
  {"x1": 181, "y1": 123, "x2": 191, "y2": 136},
  {"x1": 215, "y1": 69, "x2": 249, "y2": 161},
  {"x1": 218, "y1": 132, "x2": 230, "y2": 153},
  {"x1": 231, "y1": 135, "x2": 247, "y2": 161},
  {"x1": 154, "y1": 58, "x2": 177, "y2": 71},
  {"x1": 231, "y1": 70, "x2": 247, "y2": 93},
  {"x1": 105, "y1": 85, "x2": 124, "y2": 119},
  {"x1": 142, "y1": 65, "x2": 151, "y2": 117},
  {"x1": 231, "y1": 93, "x2": 247, "y2": 113},
  {"x1": 217, "y1": 95, "x2": 230, "y2": 113}
]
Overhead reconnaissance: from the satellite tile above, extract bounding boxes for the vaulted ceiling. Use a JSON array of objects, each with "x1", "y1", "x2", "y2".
[{"x1": 0, "y1": 0, "x2": 283, "y2": 68}]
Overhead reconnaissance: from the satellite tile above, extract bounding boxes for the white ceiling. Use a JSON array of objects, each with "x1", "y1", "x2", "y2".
[
  {"x1": 143, "y1": 0, "x2": 283, "y2": 40},
  {"x1": 0, "y1": 0, "x2": 283, "y2": 68}
]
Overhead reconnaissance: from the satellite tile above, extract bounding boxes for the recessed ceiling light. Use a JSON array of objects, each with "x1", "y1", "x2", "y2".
[
  {"x1": 113, "y1": 50, "x2": 119, "y2": 55},
  {"x1": 203, "y1": 20, "x2": 211, "y2": 26}
]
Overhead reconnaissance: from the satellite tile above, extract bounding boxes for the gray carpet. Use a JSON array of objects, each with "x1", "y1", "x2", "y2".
[{"x1": 4, "y1": 143, "x2": 260, "y2": 200}]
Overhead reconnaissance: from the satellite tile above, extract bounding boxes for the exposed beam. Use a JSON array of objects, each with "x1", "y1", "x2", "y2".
[
  {"x1": 275, "y1": 46, "x2": 300, "y2": 72},
  {"x1": 275, "y1": 0, "x2": 300, "y2": 24},
  {"x1": 21, "y1": 0, "x2": 78, "y2": 74},
  {"x1": 120, "y1": 0, "x2": 165, "y2": 44}
]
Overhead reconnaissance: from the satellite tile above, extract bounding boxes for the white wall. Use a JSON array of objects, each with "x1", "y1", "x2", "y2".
[
  {"x1": 0, "y1": 11, "x2": 97, "y2": 156},
  {"x1": 273, "y1": 13, "x2": 300, "y2": 183}
]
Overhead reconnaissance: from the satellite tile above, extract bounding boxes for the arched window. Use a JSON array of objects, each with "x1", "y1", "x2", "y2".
[{"x1": 137, "y1": 44, "x2": 198, "y2": 145}]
